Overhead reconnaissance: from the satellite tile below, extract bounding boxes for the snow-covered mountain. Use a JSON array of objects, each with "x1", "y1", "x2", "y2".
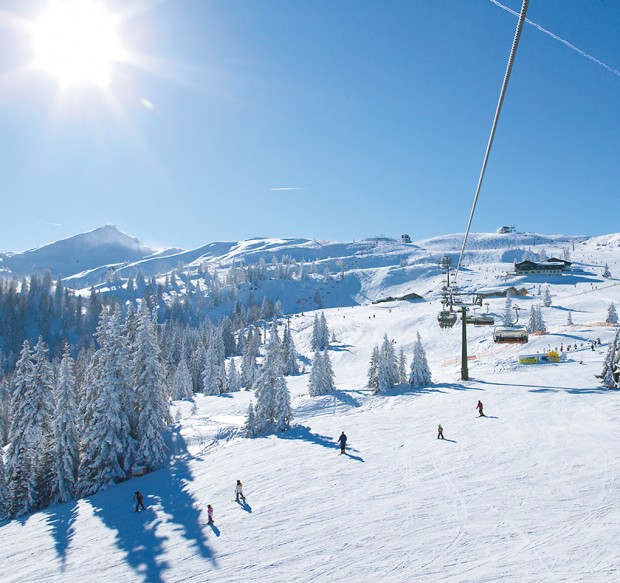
[{"x1": 0, "y1": 225, "x2": 180, "y2": 279}]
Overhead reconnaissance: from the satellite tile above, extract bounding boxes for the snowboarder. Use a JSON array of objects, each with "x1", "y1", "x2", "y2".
[
  {"x1": 133, "y1": 491, "x2": 145, "y2": 512},
  {"x1": 476, "y1": 400, "x2": 485, "y2": 417},
  {"x1": 235, "y1": 480, "x2": 246, "y2": 502},
  {"x1": 338, "y1": 431, "x2": 347, "y2": 454},
  {"x1": 437, "y1": 424, "x2": 444, "y2": 440},
  {"x1": 207, "y1": 504, "x2": 214, "y2": 524}
]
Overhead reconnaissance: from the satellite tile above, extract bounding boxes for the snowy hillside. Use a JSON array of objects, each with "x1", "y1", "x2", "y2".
[
  {"x1": 1, "y1": 229, "x2": 620, "y2": 581},
  {"x1": 0, "y1": 225, "x2": 177, "y2": 279}
]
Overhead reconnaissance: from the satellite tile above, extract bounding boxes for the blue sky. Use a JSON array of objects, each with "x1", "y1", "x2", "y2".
[{"x1": 0, "y1": 0, "x2": 618, "y2": 252}]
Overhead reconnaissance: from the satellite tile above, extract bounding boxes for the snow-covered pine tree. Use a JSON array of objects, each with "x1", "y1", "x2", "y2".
[
  {"x1": 322, "y1": 349, "x2": 335, "y2": 393},
  {"x1": 202, "y1": 341, "x2": 223, "y2": 396},
  {"x1": 273, "y1": 371, "x2": 293, "y2": 433},
  {"x1": 245, "y1": 402, "x2": 257, "y2": 437},
  {"x1": 308, "y1": 350, "x2": 335, "y2": 397},
  {"x1": 409, "y1": 333, "x2": 432, "y2": 389},
  {"x1": 367, "y1": 345, "x2": 379, "y2": 392},
  {"x1": 78, "y1": 308, "x2": 134, "y2": 497},
  {"x1": 0, "y1": 451, "x2": 7, "y2": 519},
  {"x1": 52, "y1": 346, "x2": 79, "y2": 503},
  {"x1": 319, "y1": 312, "x2": 330, "y2": 349},
  {"x1": 241, "y1": 328, "x2": 260, "y2": 389},
  {"x1": 606, "y1": 303, "x2": 618, "y2": 325},
  {"x1": 253, "y1": 333, "x2": 285, "y2": 434},
  {"x1": 527, "y1": 306, "x2": 537, "y2": 333},
  {"x1": 5, "y1": 341, "x2": 40, "y2": 517},
  {"x1": 543, "y1": 286, "x2": 552, "y2": 308},
  {"x1": 567, "y1": 310, "x2": 574, "y2": 326},
  {"x1": 535, "y1": 305, "x2": 547, "y2": 333},
  {"x1": 376, "y1": 353, "x2": 391, "y2": 394},
  {"x1": 527, "y1": 304, "x2": 547, "y2": 334},
  {"x1": 601, "y1": 329, "x2": 620, "y2": 389},
  {"x1": 311, "y1": 312, "x2": 330, "y2": 352},
  {"x1": 503, "y1": 297, "x2": 513, "y2": 326},
  {"x1": 227, "y1": 358, "x2": 241, "y2": 392},
  {"x1": 282, "y1": 320, "x2": 300, "y2": 376},
  {"x1": 310, "y1": 314, "x2": 321, "y2": 352},
  {"x1": 172, "y1": 358, "x2": 194, "y2": 400},
  {"x1": 398, "y1": 346, "x2": 408, "y2": 385},
  {"x1": 603, "y1": 264, "x2": 611, "y2": 278},
  {"x1": 381, "y1": 334, "x2": 399, "y2": 387},
  {"x1": 131, "y1": 304, "x2": 169, "y2": 471},
  {"x1": 0, "y1": 376, "x2": 9, "y2": 446},
  {"x1": 31, "y1": 338, "x2": 56, "y2": 509}
]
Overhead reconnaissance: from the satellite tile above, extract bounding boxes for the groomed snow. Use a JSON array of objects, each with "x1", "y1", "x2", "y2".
[{"x1": 2, "y1": 234, "x2": 620, "y2": 582}]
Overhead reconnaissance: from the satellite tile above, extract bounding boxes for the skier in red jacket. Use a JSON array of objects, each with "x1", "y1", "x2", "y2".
[{"x1": 476, "y1": 400, "x2": 485, "y2": 417}]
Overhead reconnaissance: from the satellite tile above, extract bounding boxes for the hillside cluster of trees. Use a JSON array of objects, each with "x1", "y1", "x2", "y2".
[
  {"x1": 0, "y1": 255, "x2": 338, "y2": 374},
  {"x1": 0, "y1": 285, "x2": 304, "y2": 519},
  {"x1": 0, "y1": 303, "x2": 168, "y2": 519},
  {"x1": 367, "y1": 332, "x2": 432, "y2": 393}
]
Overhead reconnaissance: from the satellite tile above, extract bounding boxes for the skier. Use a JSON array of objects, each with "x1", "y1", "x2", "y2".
[
  {"x1": 207, "y1": 504, "x2": 214, "y2": 524},
  {"x1": 235, "y1": 480, "x2": 246, "y2": 502},
  {"x1": 338, "y1": 431, "x2": 347, "y2": 454},
  {"x1": 476, "y1": 400, "x2": 485, "y2": 417},
  {"x1": 133, "y1": 491, "x2": 145, "y2": 512},
  {"x1": 437, "y1": 424, "x2": 444, "y2": 440}
]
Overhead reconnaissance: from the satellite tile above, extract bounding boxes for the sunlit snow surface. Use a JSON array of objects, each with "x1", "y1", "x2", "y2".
[{"x1": 2, "y1": 233, "x2": 620, "y2": 581}]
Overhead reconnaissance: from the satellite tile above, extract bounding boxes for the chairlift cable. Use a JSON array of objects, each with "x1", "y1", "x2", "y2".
[{"x1": 454, "y1": 0, "x2": 530, "y2": 282}]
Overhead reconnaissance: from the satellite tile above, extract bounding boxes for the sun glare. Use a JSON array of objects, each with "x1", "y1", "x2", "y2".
[{"x1": 30, "y1": 0, "x2": 125, "y2": 88}]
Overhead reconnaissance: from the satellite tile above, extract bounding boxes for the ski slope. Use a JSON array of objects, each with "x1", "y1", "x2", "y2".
[{"x1": 2, "y1": 235, "x2": 620, "y2": 582}]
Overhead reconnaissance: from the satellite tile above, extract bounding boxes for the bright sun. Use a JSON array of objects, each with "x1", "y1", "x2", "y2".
[{"x1": 30, "y1": 0, "x2": 124, "y2": 88}]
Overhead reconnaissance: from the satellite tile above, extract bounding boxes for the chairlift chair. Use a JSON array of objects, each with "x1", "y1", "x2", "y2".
[
  {"x1": 493, "y1": 326, "x2": 528, "y2": 343},
  {"x1": 438, "y1": 310, "x2": 458, "y2": 329}
]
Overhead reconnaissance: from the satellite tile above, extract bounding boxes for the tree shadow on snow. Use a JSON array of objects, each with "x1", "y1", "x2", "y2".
[
  {"x1": 328, "y1": 343, "x2": 353, "y2": 353},
  {"x1": 86, "y1": 428, "x2": 217, "y2": 582},
  {"x1": 431, "y1": 382, "x2": 483, "y2": 393},
  {"x1": 87, "y1": 487, "x2": 171, "y2": 583},
  {"x1": 44, "y1": 501, "x2": 79, "y2": 572},
  {"x1": 158, "y1": 427, "x2": 218, "y2": 566},
  {"x1": 278, "y1": 424, "x2": 337, "y2": 452},
  {"x1": 477, "y1": 379, "x2": 609, "y2": 394},
  {"x1": 332, "y1": 389, "x2": 362, "y2": 408}
]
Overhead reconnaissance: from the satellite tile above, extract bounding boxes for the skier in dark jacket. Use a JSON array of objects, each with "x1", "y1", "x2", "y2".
[
  {"x1": 338, "y1": 432, "x2": 347, "y2": 454},
  {"x1": 133, "y1": 491, "x2": 145, "y2": 512},
  {"x1": 476, "y1": 400, "x2": 485, "y2": 417},
  {"x1": 437, "y1": 424, "x2": 444, "y2": 440}
]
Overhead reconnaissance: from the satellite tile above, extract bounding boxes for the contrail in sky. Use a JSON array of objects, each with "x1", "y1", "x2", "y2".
[
  {"x1": 270, "y1": 187, "x2": 305, "y2": 191},
  {"x1": 490, "y1": 0, "x2": 620, "y2": 78}
]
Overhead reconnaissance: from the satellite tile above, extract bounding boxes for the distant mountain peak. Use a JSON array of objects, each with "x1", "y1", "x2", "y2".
[{"x1": 0, "y1": 225, "x2": 157, "y2": 279}]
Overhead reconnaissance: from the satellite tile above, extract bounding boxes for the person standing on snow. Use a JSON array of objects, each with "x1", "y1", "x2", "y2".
[
  {"x1": 207, "y1": 504, "x2": 214, "y2": 524},
  {"x1": 338, "y1": 431, "x2": 347, "y2": 454},
  {"x1": 235, "y1": 480, "x2": 246, "y2": 502},
  {"x1": 476, "y1": 400, "x2": 485, "y2": 417},
  {"x1": 437, "y1": 425, "x2": 444, "y2": 440},
  {"x1": 133, "y1": 491, "x2": 145, "y2": 512}
]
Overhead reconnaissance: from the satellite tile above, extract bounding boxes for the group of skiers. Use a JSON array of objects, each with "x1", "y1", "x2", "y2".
[
  {"x1": 438, "y1": 400, "x2": 486, "y2": 440},
  {"x1": 132, "y1": 479, "x2": 247, "y2": 526},
  {"x1": 132, "y1": 410, "x2": 488, "y2": 521}
]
